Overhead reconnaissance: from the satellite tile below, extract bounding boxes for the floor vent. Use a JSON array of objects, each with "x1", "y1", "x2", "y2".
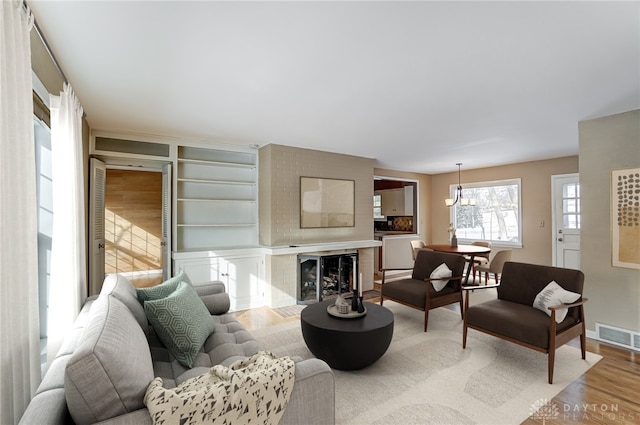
[{"x1": 595, "y1": 323, "x2": 640, "y2": 351}]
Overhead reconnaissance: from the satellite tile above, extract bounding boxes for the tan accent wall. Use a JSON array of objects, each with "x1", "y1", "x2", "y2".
[
  {"x1": 430, "y1": 156, "x2": 579, "y2": 265},
  {"x1": 259, "y1": 144, "x2": 375, "y2": 246},
  {"x1": 374, "y1": 168, "x2": 432, "y2": 243},
  {"x1": 105, "y1": 169, "x2": 162, "y2": 274},
  {"x1": 579, "y1": 109, "x2": 640, "y2": 333}
]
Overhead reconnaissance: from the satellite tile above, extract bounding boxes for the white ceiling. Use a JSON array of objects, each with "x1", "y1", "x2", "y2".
[{"x1": 29, "y1": 1, "x2": 640, "y2": 174}]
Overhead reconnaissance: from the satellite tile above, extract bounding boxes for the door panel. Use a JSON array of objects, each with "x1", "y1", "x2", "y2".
[
  {"x1": 552, "y1": 174, "x2": 580, "y2": 269},
  {"x1": 162, "y1": 163, "x2": 172, "y2": 280},
  {"x1": 89, "y1": 158, "x2": 106, "y2": 295}
]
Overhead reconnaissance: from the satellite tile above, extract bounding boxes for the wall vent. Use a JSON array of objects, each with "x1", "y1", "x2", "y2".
[{"x1": 595, "y1": 323, "x2": 640, "y2": 351}]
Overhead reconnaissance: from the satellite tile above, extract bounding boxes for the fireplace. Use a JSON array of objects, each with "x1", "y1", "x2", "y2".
[{"x1": 297, "y1": 252, "x2": 358, "y2": 304}]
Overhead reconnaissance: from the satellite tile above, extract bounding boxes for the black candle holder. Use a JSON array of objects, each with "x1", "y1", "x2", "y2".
[
  {"x1": 357, "y1": 296, "x2": 365, "y2": 313},
  {"x1": 351, "y1": 289, "x2": 359, "y2": 311}
]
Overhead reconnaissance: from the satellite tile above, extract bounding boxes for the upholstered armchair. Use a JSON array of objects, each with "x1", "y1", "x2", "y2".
[
  {"x1": 380, "y1": 249, "x2": 466, "y2": 331},
  {"x1": 463, "y1": 261, "x2": 588, "y2": 384}
]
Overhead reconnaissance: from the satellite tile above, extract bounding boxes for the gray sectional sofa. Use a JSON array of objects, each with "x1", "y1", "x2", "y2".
[{"x1": 20, "y1": 274, "x2": 335, "y2": 425}]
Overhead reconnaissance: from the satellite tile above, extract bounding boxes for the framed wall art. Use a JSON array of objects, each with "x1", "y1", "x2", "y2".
[
  {"x1": 611, "y1": 167, "x2": 640, "y2": 269},
  {"x1": 300, "y1": 177, "x2": 355, "y2": 228}
]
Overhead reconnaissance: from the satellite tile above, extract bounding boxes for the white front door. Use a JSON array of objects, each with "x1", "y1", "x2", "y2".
[{"x1": 552, "y1": 173, "x2": 581, "y2": 269}]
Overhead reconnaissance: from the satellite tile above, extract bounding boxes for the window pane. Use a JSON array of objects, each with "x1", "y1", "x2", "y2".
[{"x1": 453, "y1": 179, "x2": 521, "y2": 246}]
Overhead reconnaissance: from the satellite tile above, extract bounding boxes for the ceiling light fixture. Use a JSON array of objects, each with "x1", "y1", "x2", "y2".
[{"x1": 445, "y1": 163, "x2": 476, "y2": 207}]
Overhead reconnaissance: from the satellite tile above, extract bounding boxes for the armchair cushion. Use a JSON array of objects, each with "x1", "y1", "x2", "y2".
[
  {"x1": 429, "y1": 263, "x2": 452, "y2": 292},
  {"x1": 465, "y1": 299, "x2": 578, "y2": 349},
  {"x1": 533, "y1": 280, "x2": 581, "y2": 323}
]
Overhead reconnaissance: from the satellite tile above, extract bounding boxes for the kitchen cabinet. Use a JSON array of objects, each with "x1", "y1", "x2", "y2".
[{"x1": 378, "y1": 186, "x2": 413, "y2": 216}]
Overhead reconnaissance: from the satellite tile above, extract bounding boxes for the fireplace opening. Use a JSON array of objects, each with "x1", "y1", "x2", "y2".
[{"x1": 297, "y1": 252, "x2": 358, "y2": 304}]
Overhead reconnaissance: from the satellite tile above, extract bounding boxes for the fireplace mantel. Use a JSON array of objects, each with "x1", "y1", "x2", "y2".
[{"x1": 263, "y1": 240, "x2": 381, "y2": 256}]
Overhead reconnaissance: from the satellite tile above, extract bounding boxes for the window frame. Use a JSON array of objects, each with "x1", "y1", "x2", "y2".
[{"x1": 449, "y1": 177, "x2": 522, "y2": 248}]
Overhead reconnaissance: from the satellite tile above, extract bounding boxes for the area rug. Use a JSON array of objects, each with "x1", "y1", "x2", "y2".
[{"x1": 253, "y1": 297, "x2": 602, "y2": 425}]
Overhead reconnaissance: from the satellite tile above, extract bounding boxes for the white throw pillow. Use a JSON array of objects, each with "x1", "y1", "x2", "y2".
[
  {"x1": 533, "y1": 280, "x2": 581, "y2": 323},
  {"x1": 430, "y1": 263, "x2": 452, "y2": 292}
]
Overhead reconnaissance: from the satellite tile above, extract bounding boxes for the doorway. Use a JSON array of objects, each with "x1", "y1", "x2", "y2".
[
  {"x1": 90, "y1": 159, "x2": 172, "y2": 294},
  {"x1": 105, "y1": 169, "x2": 163, "y2": 287},
  {"x1": 552, "y1": 173, "x2": 581, "y2": 269}
]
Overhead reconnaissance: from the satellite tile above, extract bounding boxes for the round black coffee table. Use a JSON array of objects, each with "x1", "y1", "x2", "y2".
[{"x1": 300, "y1": 299, "x2": 394, "y2": 370}]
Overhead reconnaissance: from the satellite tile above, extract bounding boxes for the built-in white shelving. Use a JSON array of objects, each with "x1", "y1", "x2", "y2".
[{"x1": 176, "y1": 146, "x2": 258, "y2": 251}]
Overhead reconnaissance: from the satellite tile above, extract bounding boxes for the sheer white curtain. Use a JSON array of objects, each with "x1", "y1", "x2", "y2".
[
  {"x1": 47, "y1": 84, "x2": 87, "y2": 366},
  {"x1": 0, "y1": 2, "x2": 40, "y2": 424}
]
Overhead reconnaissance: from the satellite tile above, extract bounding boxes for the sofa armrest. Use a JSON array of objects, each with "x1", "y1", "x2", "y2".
[
  {"x1": 192, "y1": 280, "x2": 226, "y2": 296},
  {"x1": 279, "y1": 358, "x2": 335, "y2": 425},
  {"x1": 191, "y1": 281, "x2": 230, "y2": 315},
  {"x1": 200, "y1": 293, "x2": 231, "y2": 315}
]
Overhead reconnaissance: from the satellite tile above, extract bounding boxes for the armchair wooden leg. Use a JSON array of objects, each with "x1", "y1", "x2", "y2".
[
  {"x1": 424, "y1": 309, "x2": 429, "y2": 332},
  {"x1": 549, "y1": 321, "x2": 557, "y2": 384},
  {"x1": 580, "y1": 306, "x2": 587, "y2": 360},
  {"x1": 548, "y1": 350, "x2": 555, "y2": 384},
  {"x1": 462, "y1": 322, "x2": 468, "y2": 348}
]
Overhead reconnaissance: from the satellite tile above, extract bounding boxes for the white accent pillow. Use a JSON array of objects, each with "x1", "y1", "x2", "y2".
[
  {"x1": 430, "y1": 263, "x2": 452, "y2": 292},
  {"x1": 533, "y1": 280, "x2": 581, "y2": 323}
]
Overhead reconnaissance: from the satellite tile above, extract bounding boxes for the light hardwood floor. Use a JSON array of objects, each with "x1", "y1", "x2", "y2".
[{"x1": 233, "y1": 297, "x2": 640, "y2": 425}]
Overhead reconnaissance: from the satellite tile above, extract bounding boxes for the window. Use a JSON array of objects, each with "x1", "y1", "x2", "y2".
[
  {"x1": 451, "y1": 178, "x2": 522, "y2": 247},
  {"x1": 561, "y1": 182, "x2": 580, "y2": 229},
  {"x1": 34, "y1": 115, "x2": 52, "y2": 371},
  {"x1": 373, "y1": 194, "x2": 383, "y2": 218}
]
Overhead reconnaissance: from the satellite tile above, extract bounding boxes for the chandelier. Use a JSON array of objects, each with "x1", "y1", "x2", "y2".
[{"x1": 445, "y1": 163, "x2": 476, "y2": 207}]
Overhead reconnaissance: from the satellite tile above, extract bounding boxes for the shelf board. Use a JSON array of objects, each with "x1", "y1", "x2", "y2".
[
  {"x1": 177, "y1": 223, "x2": 257, "y2": 228},
  {"x1": 177, "y1": 198, "x2": 255, "y2": 203},
  {"x1": 177, "y1": 178, "x2": 256, "y2": 186},
  {"x1": 178, "y1": 158, "x2": 256, "y2": 168}
]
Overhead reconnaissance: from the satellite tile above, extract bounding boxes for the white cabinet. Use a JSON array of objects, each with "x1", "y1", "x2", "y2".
[
  {"x1": 379, "y1": 188, "x2": 413, "y2": 216},
  {"x1": 175, "y1": 252, "x2": 264, "y2": 312},
  {"x1": 403, "y1": 185, "x2": 414, "y2": 216},
  {"x1": 379, "y1": 188, "x2": 402, "y2": 216},
  {"x1": 176, "y1": 146, "x2": 258, "y2": 251}
]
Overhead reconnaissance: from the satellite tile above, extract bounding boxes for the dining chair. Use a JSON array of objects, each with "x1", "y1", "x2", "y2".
[
  {"x1": 464, "y1": 241, "x2": 491, "y2": 280},
  {"x1": 474, "y1": 249, "x2": 512, "y2": 284},
  {"x1": 409, "y1": 240, "x2": 429, "y2": 261}
]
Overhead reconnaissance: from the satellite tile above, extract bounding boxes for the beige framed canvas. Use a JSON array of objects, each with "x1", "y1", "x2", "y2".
[
  {"x1": 611, "y1": 167, "x2": 640, "y2": 269},
  {"x1": 300, "y1": 177, "x2": 355, "y2": 228}
]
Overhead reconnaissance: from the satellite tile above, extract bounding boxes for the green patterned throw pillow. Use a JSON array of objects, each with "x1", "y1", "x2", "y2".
[
  {"x1": 136, "y1": 269, "x2": 189, "y2": 303},
  {"x1": 144, "y1": 282, "x2": 215, "y2": 368}
]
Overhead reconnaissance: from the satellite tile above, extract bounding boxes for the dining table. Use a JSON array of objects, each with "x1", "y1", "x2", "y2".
[{"x1": 425, "y1": 244, "x2": 491, "y2": 285}]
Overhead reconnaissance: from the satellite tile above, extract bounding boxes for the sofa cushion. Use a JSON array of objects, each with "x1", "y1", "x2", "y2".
[
  {"x1": 533, "y1": 280, "x2": 581, "y2": 323},
  {"x1": 144, "y1": 282, "x2": 216, "y2": 368},
  {"x1": 65, "y1": 296, "x2": 154, "y2": 425},
  {"x1": 136, "y1": 269, "x2": 189, "y2": 303},
  {"x1": 100, "y1": 274, "x2": 148, "y2": 330}
]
